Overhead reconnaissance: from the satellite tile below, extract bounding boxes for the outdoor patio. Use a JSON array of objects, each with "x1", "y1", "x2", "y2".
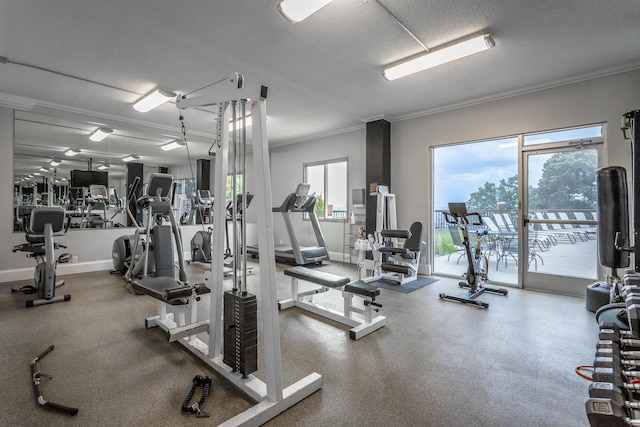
[{"x1": 434, "y1": 231, "x2": 598, "y2": 286}]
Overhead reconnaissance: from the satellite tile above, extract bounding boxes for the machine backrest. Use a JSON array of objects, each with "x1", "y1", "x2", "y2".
[
  {"x1": 403, "y1": 222, "x2": 424, "y2": 252},
  {"x1": 147, "y1": 173, "x2": 173, "y2": 198},
  {"x1": 27, "y1": 207, "x2": 66, "y2": 235}
]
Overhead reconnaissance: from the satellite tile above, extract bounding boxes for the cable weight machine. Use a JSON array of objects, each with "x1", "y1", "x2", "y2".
[{"x1": 174, "y1": 74, "x2": 322, "y2": 426}]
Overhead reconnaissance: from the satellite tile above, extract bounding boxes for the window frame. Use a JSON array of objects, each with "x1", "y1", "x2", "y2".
[{"x1": 302, "y1": 157, "x2": 349, "y2": 221}]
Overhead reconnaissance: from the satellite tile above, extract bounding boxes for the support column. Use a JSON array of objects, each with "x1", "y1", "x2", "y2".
[{"x1": 365, "y1": 119, "x2": 390, "y2": 235}]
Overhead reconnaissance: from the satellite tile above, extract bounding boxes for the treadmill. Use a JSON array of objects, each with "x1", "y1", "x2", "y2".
[{"x1": 247, "y1": 183, "x2": 329, "y2": 265}]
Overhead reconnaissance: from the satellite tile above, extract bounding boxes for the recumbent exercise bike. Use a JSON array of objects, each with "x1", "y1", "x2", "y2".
[{"x1": 12, "y1": 207, "x2": 72, "y2": 307}]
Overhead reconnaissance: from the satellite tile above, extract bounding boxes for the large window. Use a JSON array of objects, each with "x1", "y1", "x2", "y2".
[
  {"x1": 431, "y1": 124, "x2": 602, "y2": 290},
  {"x1": 303, "y1": 158, "x2": 348, "y2": 219}
]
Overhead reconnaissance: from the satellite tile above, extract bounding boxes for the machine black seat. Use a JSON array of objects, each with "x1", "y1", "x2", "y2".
[
  {"x1": 344, "y1": 282, "x2": 380, "y2": 299},
  {"x1": 284, "y1": 266, "x2": 350, "y2": 288},
  {"x1": 381, "y1": 263, "x2": 411, "y2": 275},
  {"x1": 133, "y1": 277, "x2": 210, "y2": 304}
]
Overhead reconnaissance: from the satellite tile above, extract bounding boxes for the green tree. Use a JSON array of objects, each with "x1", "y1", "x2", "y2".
[
  {"x1": 467, "y1": 176, "x2": 518, "y2": 210},
  {"x1": 313, "y1": 193, "x2": 325, "y2": 218},
  {"x1": 528, "y1": 150, "x2": 596, "y2": 209}
]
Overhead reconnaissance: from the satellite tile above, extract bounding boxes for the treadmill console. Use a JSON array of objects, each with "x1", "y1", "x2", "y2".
[{"x1": 294, "y1": 183, "x2": 312, "y2": 210}]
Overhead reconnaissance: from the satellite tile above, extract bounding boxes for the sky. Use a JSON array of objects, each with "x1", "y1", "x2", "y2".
[
  {"x1": 432, "y1": 137, "x2": 518, "y2": 210},
  {"x1": 432, "y1": 126, "x2": 603, "y2": 210}
]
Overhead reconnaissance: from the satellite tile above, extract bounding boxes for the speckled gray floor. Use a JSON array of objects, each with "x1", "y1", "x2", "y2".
[{"x1": 0, "y1": 260, "x2": 598, "y2": 426}]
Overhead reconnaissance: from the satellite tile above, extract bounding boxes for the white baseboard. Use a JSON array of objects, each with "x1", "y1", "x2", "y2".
[{"x1": 2, "y1": 260, "x2": 114, "y2": 283}]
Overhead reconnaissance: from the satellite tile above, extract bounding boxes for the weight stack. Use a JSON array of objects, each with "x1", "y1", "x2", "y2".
[{"x1": 223, "y1": 290, "x2": 258, "y2": 376}]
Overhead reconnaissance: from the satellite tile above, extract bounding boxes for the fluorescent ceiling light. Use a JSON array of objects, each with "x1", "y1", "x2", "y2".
[
  {"x1": 65, "y1": 148, "x2": 81, "y2": 157},
  {"x1": 39, "y1": 167, "x2": 49, "y2": 172},
  {"x1": 50, "y1": 159, "x2": 62, "y2": 166},
  {"x1": 97, "y1": 164, "x2": 110, "y2": 170},
  {"x1": 122, "y1": 155, "x2": 140, "y2": 162},
  {"x1": 33, "y1": 172, "x2": 40, "y2": 176},
  {"x1": 89, "y1": 127, "x2": 113, "y2": 142},
  {"x1": 160, "y1": 140, "x2": 186, "y2": 151},
  {"x1": 382, "y1": 34, "x2": 495, "y2": 81},
  {"x1": 133, "y1": 89, "x2": 176, "y2": 112},
  {"x1": 278, "y1": 0, "x2": 332, "y2": 22}
]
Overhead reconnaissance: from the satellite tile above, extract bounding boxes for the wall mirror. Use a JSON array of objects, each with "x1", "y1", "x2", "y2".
[{"x1": 13, "y1": 110, "x2": 211, "y2": 231}]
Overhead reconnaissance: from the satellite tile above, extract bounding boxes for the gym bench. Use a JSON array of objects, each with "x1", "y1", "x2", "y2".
[
  {"x1": 132, "y1": 277, "x2": 211, "y2": 343},
  {"x1": 279, "y1": 266, "x2": 386, "y2": 340}
]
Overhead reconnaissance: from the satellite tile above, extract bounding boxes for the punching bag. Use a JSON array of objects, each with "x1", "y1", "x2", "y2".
[{"x1": 597, "y1": 166, "x2": 630, "y2": 268}]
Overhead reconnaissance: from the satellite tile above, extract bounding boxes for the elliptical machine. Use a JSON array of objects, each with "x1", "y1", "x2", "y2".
[
  {"x1": 439, "y1": 202, "x2": 508, "y2": 308},
  {"x1": 112, "y1": 174, "x2": 186, "y2": 284},
  {"x1": 12, "y1": 207, "x2": 72, "y2": 307}
]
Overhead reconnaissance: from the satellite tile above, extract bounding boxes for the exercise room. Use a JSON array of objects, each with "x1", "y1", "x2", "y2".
[{"x1": 0, "y1": 1, "x2": 639, "y2": 426}]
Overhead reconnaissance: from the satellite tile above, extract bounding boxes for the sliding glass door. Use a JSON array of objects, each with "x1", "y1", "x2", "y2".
[
  {"x1": 432, "y1": 125, "x2": 603, "y2": 296},
  {"x1": 521, "y1": 130, "x2": 602, "y2": 296}
]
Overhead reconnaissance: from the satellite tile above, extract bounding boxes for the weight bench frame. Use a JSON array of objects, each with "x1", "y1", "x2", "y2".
[
  {"x1": 134, "y1": 277, "x2": 211, "y2": 343},
  {"x1": 279, "y1": 266, "x2": 386, "y2": 340}
]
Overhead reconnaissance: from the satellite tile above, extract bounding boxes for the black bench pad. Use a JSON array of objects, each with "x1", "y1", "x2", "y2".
[
  {"x1": 344, "y1": 282, "x2": 380, "y2": 299},
  {"x1": 284, "y1": 266, "x2": 350, "y2": 288},
  {"x1": 133, "y1": 277, "x2": 210, "y2": 304}
]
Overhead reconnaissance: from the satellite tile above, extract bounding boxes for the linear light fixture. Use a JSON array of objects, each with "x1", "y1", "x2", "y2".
[
  {"x1": 133, "y1": 88, "x2": 176, "y2": 112},
  {"x1": 160, "y1": 140, "x2": 186, "y2": 151},
  {"x1": 122, "y1": 155, "x2": 140, "y2": 162},
  {"x1": 278, "y1": 0, "x2": 332, "y2": 22},
  {"x1": 382, "y1": 33, "x2": 495, "y2": 81},
  {"x1": 39, "y1": 167, "x2": 50, "y2": 172},
  {"x1": 50, "y1": 159, "x2": 62, "y2": 166},
  {"x1": 65, "y1": 148, "x2": 81, "y2": 157},
  {"x1": 89, "y1": 127, "x2": 113, "y2": 142},
  {"x1": 97, "y1": 164, "x2": 110, "y2": 170}
]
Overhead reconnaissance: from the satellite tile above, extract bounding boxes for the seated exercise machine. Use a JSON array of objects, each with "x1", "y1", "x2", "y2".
[
  {"x1": 131, "y1": 75, "x2": 321, "y2": 426},
  {"x1": 247, "y1": 183, "x2": 329, "y2": 265},
  {"x1": 126, "y1": 173, "x2": 210, "y2": 341},
  {"x1": 439, "y1": 202, "x2": 508, "y2": 308},
  {"x1": 279, "y1": 266, "x2": 386, "y2": 340},
  {"x1": 356, "y1": 185, "x2": 425, "y2": 285},
  {"x1": 12, "y1": 207, "x2": 72, "y2": 307}
]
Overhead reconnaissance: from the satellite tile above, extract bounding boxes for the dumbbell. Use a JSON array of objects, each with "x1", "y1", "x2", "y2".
[
  {"x1": 594, "y1": 355, "x2": 640, "y2": 370},
  {"x1": 586, "y1": 397, "x2": 640, "y2": 426},
  {"x1": 600, "y1": 322, "x2": 635, "y2": 340},
  {"x1": 591, "y1": 366, "x2": 640, "y2": 389},
  {"x1": 597, "y1": 340, "x2": 640, "y2": 358},
  {"x1": 587, "y1": 382, "x2": 640, "y2": 427}
]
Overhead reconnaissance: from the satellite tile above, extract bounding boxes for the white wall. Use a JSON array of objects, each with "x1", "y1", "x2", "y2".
[
  {"x1": 268, "y1": 128, "x2": 366, "y2": 260},
  {"x1": 391, "y1": 69, "x2": 640, "y2": 274}
]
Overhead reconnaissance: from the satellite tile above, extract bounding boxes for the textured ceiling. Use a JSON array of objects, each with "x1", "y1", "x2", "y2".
[{"x1": 2, "y1": 0, "x2": 640, "y2": 180}]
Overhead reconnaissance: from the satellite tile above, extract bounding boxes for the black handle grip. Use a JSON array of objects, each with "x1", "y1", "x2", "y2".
[
  {"x1": 35, "y1": 345, "x2": 55, "y2": 362},
  {"x1": 44, "y1": 401, "x2": 79, "y2": 416}
]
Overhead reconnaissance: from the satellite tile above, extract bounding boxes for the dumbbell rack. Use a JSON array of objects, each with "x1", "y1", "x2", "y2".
[
  {"x1": 586, "y1": 111, "x2": 640, "y2": 426},
  {"x1": 587, "y1": 274, "x2": 640, "y2": 425}
]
